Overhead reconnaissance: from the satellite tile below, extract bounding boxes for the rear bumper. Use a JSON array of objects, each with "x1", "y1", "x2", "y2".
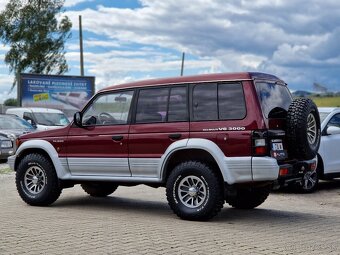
[{"x1": 276, "y1": 157, "x2": 317, "y2": 186}]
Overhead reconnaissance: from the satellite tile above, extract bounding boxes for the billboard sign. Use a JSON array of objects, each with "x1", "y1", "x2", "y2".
[{"x1": 20, "y1": 73, "x2": 95, "y2": 116}]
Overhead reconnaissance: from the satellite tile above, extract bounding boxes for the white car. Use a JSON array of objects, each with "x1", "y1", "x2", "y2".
[
  {"x1": 6, "y1": 107, "x2": 70, "y2": 131},
  {"x1": 303, "y1": 107, "x2": 340, "y2": 192}
]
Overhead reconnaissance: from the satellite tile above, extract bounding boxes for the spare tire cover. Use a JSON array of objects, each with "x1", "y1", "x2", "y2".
[{"x1": 286, "y1": 98, "x2": 321, "y2": 160}]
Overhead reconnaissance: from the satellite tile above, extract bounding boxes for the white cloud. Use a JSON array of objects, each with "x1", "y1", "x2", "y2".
[
  {"x1": 0, "y1": 1, "x2": 7, "y2": 11},
  {"x1": 1, "y1": 0, "x2": 340, "y2": 94},
  {"x1": 65, "y1": 47, "x2": 222, "y2": 91},
  {"x1": 63, "y1": 0, "x2": 340, "y2": 90},
  {"x1": 64, "y1": 0, "x2": 94, "y2": 8},
  {"x1": 0, "y1": 75, "x2": 15, "y2": 104}
]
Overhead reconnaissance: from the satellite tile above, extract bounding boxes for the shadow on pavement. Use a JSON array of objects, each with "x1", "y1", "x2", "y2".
[
  {"x1": 318, "y1": 178, "x2": 340, "y2": 191},
  {"x1": 52, "y1": 193, "x2": 324, "y2": 224}
]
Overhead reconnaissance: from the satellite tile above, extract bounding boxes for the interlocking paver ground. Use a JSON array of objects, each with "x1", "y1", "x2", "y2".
[{"x1": 1, "y1": 167, "x2": 340, "y2": 255}]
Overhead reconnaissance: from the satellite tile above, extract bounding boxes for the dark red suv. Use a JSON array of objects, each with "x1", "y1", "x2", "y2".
[{"x1": 9, "y1": 72, "x2": 320, "y2": 220}]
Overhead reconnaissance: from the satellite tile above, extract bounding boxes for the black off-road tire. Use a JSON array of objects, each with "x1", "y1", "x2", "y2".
[
  {"x1": 166, "y1": 161, "x2": 224, "y2": 221},
  {"x1": 286, "y1": 98, "x2": 321, "y2": 160},
  {"x1": 16, "y1": 153, "x2": 62, "y2": 206},
  {"x1": 226, "y1": 185, "x2": 271, "y2": 209},
  {"x1": 81, "y1": 182, "x2": 118, "y2": 197}
]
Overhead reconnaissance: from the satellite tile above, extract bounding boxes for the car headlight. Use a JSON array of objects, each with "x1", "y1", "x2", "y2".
[
  {"x1": 7, "y1": 134, "x2": 17, "y2": 140},
  {"x1": 1, "y1": 140, "x2": 13, "y2": 148}
]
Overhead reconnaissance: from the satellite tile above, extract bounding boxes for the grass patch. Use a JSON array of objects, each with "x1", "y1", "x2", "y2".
[
  {"x1": 310, "y1": 96, "x2": 340, "y2": 107},
  {"x1": 0, "y1": 167, "x2": 12, "y2": 175}
]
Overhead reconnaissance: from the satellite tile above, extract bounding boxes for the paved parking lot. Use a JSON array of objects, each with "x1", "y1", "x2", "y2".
[{"x1": 1, "y1": 163, "x2": 340, "y2": 255}]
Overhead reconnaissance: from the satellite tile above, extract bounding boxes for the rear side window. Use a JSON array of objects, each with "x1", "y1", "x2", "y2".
[
  {"x1": 192, "y1": 83, "x2": 218, "y2": 121},
  {"x1": 219, "y1": 83, "x2": 246, "y2": 119},
  {"x1": 192, "y1": 82, "x2": 246, "y2": 121},
  {"x1": 135, "y1": 86, "x2": 188, "y2": 124}
]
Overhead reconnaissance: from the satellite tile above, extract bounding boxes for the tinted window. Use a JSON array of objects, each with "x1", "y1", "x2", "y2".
[
  {"x1": 192, "y1": 83, "x2": 246, "y2": 121},
  {"x1": 82, "y1": 91, "x2": 134, "y2": 126},
  {"x1": 255, "y1": 82, "x2": 292, "y2": 118},
  {"x1": 219, "y1": 83, "x2": 246, "y2": 119},
  {"x1": 168, "y1": 87, "x2": 188, "y2": 122},
  {"x1": 193, "y1": 83, "x2": 218, "y2": 121},
  {"x1": 136, "y1": 88, "x2": 169, "y2": 123}
]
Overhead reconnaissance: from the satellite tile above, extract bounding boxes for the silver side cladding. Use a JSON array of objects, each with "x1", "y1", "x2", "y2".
[
  {"x1": 129, "y1": 158, "x2": 161, "y2": 177},
  {"x1": 67, "y1": 158, "x2": 131, "y2": 176}
]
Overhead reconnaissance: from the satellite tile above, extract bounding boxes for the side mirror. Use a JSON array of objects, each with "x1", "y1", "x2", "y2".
[
  {"x1": 326, "y1": 126, "x2": 340, "y2": 135},
  {"x1": 73, "y1": 112, "x2": 83, "y2": 127},
  {"x1": 26, "y1": 119, "x2": 37, "y2": 129}
]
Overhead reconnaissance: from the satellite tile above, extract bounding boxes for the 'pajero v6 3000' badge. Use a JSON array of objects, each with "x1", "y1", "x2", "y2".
[{"x1": 203, "y1": 127, "x2": 246, "y2": 132}]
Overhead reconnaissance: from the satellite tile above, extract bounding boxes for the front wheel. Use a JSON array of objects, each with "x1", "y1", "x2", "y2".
[
  {"x1": 16, "y1": 153, "x2": 62, "y2": 206},
  {"x1": 226, "y1": 185, "x2": 271, "y2": 209},
  {"x1": 166, "y1": 161, "x2": 224, "y2": 221}
]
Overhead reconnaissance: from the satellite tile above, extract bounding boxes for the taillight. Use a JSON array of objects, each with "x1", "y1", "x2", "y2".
[{"x1": 252, "y1": 131, "x2": 268, "y2": 156}]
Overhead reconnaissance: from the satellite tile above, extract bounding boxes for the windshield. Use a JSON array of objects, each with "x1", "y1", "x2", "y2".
[
  {"x1": 34, "y1": 112, "x2": 70, "y2": 126},
  {"x1": 0, "y1": 116, "x2": 34, "y2": 130},
  {"x1": 319, "y1": 112, "x2": 330, "y2": 123},
  {"x1": 255, "y1": 82, "x2": 292, "y2": 118}
]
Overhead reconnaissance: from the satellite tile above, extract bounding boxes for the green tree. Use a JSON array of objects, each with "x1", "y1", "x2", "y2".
[
  {"x1": 4, "y1": 98, "x2": 17, "y2": 106},
  {"x1": 0, "y1": 0, "x2": 72, "y2": 90}
]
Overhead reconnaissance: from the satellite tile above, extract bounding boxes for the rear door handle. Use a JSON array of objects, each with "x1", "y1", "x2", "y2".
[
  {"x1": 169, "y1": 133, "x2": 182, "y2": 140},
  {"x1": 112, "y1": 135, "x2": 124, "y2": 141}
]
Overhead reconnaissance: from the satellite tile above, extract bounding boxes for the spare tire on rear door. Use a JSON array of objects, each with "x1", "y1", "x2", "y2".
[{"x1": 286, "y1": 98, "x2": 321, "y2": 160}]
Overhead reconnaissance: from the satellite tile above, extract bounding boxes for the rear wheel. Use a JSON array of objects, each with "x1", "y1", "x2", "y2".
[
  {"x1": 81, "y1": 182, "x2": 118, "y2": 197},
  {"x1": 226, "y1": 185, "x2": 271, "y2": 209},
  {"x1": 16, "y1": 153, "x2": 62, "y2": 206},
  {"x1": 296, "y1": 169, "x2": 319, "y2": 193},
  {"x1": 166, "y1": 161, "x2": 224, "y2": 221}
]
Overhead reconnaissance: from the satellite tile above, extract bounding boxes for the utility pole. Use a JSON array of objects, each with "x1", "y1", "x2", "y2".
[
  {"x1": 79, "y1": 15, "x2": 84, "y2": 76},
  {"x1": 180, "y1": 52, "x2": 185, "y2": 76}
]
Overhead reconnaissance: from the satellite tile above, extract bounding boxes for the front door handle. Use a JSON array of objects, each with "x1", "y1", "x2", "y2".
[
  {"x1": 112, "y1": 135, "x2": 124, "y2": 141},
  {"x1": 169, "y1": 133, "x2": 182, "y2": 140}
]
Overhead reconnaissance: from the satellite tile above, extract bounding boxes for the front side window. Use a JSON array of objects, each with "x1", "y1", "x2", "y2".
[
  {"x1": 82, "y1": 91, "x2": 134, "y2": 126},
  {"x1": 327, "y1": 113, "x2": 340, "y2": 129}
]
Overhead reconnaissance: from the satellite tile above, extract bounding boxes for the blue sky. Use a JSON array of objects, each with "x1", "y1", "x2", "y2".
[{"x1": 1, "y1": 0, "x2": 340, "y2": 103}]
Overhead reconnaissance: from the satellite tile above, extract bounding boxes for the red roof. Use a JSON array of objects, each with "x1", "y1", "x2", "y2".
[{"x1": 99, "y1": 72, "x2": 256, "y2": 92}]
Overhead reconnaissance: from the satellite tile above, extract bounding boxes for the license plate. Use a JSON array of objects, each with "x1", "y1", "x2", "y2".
[{"x1": 272, "y1": 142, "x2": 283, "y2": 151}]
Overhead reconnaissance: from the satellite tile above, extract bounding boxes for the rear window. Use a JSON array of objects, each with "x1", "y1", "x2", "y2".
[{"x1": 255, "y1": 82, "x2": 292, "y2": 118}]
